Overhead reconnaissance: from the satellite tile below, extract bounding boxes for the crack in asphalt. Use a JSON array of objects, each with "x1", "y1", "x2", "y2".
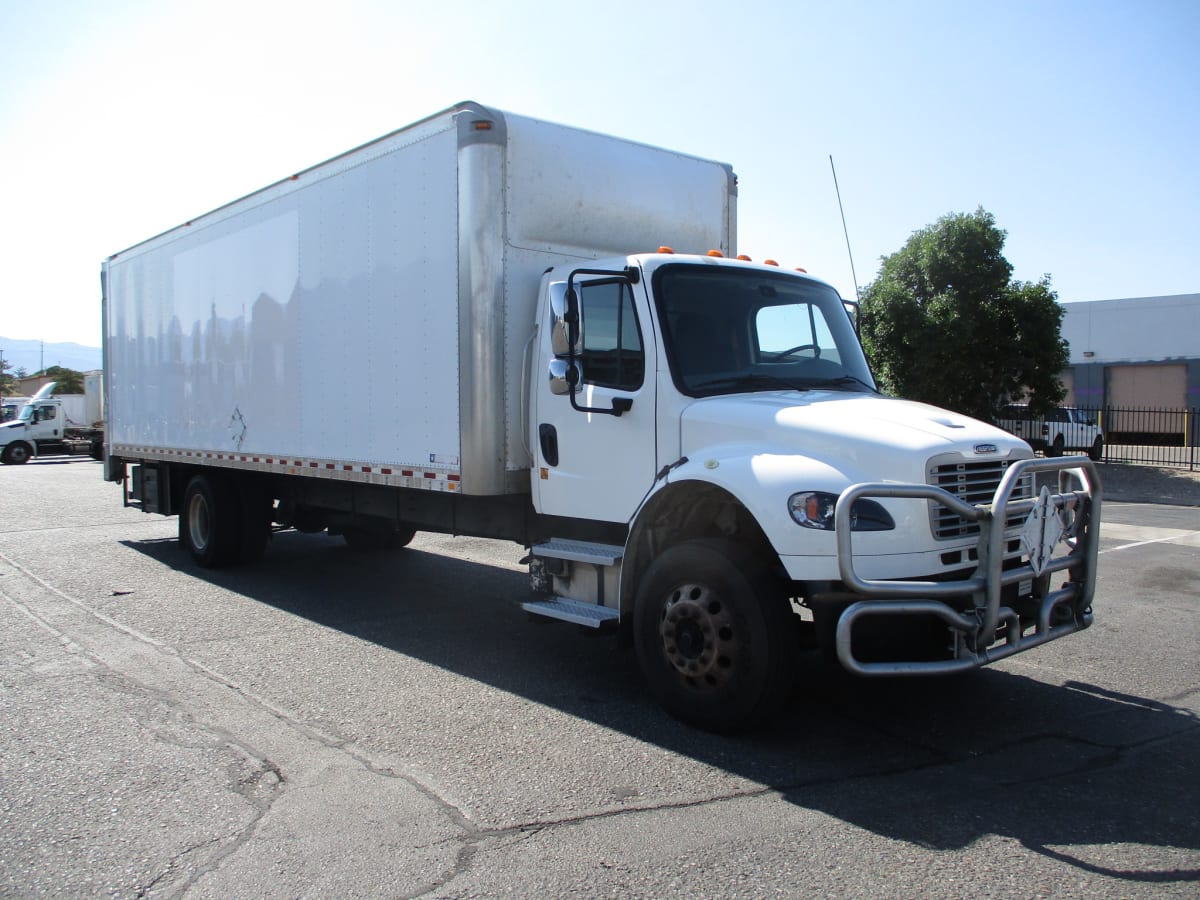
[
  {"x1": 2, "y1": 549, "x2": 477, "y2": 894},
  {"x1": 5, "y1": 544, "x2": 1198, "y2": 896}
]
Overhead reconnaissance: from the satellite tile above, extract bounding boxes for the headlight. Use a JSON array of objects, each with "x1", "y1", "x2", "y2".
[{"x1": 788, "y1": 491, "x2": 895, "y2": 531}]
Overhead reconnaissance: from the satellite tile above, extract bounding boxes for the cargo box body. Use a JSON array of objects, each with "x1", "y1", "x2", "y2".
[{"x1": 103, "y1": 102, "x2": 735, "y2": 497}]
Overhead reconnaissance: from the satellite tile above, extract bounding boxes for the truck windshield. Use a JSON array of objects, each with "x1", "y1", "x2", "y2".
[{"x1": 652, "y1": 264, "x2": 876, "y2": 397}]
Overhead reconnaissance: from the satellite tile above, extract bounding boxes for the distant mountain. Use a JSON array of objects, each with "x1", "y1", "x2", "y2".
[{"x1": 0, "y1": 337, "x2": 103, "y2": 375}]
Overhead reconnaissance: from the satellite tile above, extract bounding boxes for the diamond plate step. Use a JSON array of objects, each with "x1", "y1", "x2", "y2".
[
  {"x1": 522, "y1": 597, "x2": 620, "y2": 628},
  {"x1": 531, "y1": 539, "x2": 623, "y2": 567}
]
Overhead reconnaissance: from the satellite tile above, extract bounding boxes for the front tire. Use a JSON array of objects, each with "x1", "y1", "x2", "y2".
[
  {"x1": 633, "y1": 541, "x2": 795, "y2": 732},
  {"x1": 179, "y1": 474, "x2": 241, "y2": 567},
  {"x1": 2, "y1": 442, "x2": 32, "y2": 465}
]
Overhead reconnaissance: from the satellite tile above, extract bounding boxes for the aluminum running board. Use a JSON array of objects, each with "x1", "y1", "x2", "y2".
[
  {"x1": 522, "y1": 597, "x2": 619, "y2": 628},
  {"x1": 531, "y1": 538, "x2": 624, "y2": 566}
]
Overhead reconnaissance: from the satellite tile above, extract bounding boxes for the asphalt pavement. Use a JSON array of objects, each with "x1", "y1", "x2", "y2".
[{"x1": 1, "y1": 457, "x2": 1197, "y2": 897}]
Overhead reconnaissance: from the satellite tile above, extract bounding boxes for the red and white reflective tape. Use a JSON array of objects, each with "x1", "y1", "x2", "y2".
[{"x1": 111, "y1": 444, "x2": 462, "y2": 492}]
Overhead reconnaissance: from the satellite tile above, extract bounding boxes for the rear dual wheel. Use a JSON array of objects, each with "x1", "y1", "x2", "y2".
[
  {"x1": 179, "y1": 473, "x2": 271, "y2": 567},
  {"x1": 342, "y1": 521, "x2": 416, "y2": 552}
]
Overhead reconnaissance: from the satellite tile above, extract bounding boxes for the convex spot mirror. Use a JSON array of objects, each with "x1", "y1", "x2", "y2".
[
  {"x1": 549, "y1": 282, "x2": 581, "y2": 358},
  {"x1": 548, "y1": 358, "x2": 583, "y2": 395}
]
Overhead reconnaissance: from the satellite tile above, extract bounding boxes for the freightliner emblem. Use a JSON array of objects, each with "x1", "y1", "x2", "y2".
[{"x1": 974, "y1": 443, "x2": 998, "y2": 454}]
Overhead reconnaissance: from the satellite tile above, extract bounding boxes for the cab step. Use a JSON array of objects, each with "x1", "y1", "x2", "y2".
[
  {"x1": 522, "y1": 597, "x2": 620, "y2": 628},
  {"x1": 531, "y1": 538, "x2": 624, "y2": 566}
]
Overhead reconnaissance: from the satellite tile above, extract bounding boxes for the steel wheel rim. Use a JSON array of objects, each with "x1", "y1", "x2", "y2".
[
  {"x1": 658, "y1": 583, "x2": 737, "y2": 690},
  {"x1": 187, "y1": 493, "x2": 211, "y2": 552}
]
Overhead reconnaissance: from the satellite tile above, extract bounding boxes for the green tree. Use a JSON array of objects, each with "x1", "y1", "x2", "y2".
[
  {"x1": 859, "y1": 208, "x2": 1067, "y2": 422},
  {"x1": 36, "y1": 365, "x2": 86, "y2": 395}
]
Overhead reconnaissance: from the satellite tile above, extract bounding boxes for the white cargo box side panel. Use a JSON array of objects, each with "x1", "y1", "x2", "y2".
[
  {"x1": 107, "y1": 118, "x2": 462, "y2": 474},
  {"x1": 495, "y1": 114, "x2": 736, "y2": 474},
  {"x1": 503, "y1": 113, "x2": 735, "y2": 259}
]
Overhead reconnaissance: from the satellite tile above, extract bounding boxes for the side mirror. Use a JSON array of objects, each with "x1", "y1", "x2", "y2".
[
  {"x1": 549, "y1": 282, "x2": 581, "y2": 358},
  {"x1": 548, "y1": 358, "x2": 582, "y2": 395}
]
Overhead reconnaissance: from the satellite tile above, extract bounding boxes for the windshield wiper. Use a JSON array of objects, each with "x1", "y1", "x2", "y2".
[
  {"x1": 689, "y1": 373, "x2": 805, "y2": 393},
  {"x1": 689, "y1": 373, "x2": 877, "y2": 394},
  {"x1": 804, "y1": 375, "x2": 878, "y2": 393}
]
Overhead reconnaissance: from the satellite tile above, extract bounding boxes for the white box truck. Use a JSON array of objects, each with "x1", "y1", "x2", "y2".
[{"x1": 102, "y1": 102, "x2": 1101, "y2": 730}]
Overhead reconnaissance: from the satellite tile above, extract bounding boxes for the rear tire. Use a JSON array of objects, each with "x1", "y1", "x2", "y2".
[
  {"x1": 179, "y1": 473, "x2": 241, "y2": 568},
  {"x1": 342, "y1": 520, "x2": 416, "y2": 552},
  {"x1": 1048, "y1": 435, "x2": 1065, "y2": 457},
  {"x1": 633, "y1": 541, "x2": 795, "y2": 732},
  {"x1": 236, "y1": 480, "x2": 272, "y2": 564},
  {"x1": 1088, "y1": 436, "x2": 1103, "y2": 462}
]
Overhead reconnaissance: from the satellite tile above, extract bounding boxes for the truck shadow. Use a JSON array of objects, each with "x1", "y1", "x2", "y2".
[{"x1": 122, "y1": 530, "x2": 1200, "y2": 884}]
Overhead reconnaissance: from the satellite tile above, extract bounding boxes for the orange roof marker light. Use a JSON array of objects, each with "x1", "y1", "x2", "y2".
[
  {"x1": 657, "y1": 245, "x2": 675, "y2": 254},
  {"x1": 706, "y1": 249, "x2": 724, "y2": 258},
  {"x1": 763, "y1": 259, "x2": 780, "y2": 267},
  {"x1": 795, "y1": 267, "x2": 808, "y2": 273},
  {"x1": 736, "y1": 254, "x2": 752, "y2": 261}
]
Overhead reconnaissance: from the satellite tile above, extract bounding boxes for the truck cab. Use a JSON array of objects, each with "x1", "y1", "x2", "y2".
[
  {"x1": 0, "y1": 394, "x2": 59, "y2": 464},
  {"x1": 0, "y1": 383, "x2": 104, "y2": 464},
  {"x1": 527, "y1": 252, "x2": 1100, "y2": 730}
]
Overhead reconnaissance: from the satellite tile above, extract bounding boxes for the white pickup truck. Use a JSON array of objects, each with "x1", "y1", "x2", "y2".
[{"x1": 999, "y1": 405, "x2": 1104, "y2": 461}]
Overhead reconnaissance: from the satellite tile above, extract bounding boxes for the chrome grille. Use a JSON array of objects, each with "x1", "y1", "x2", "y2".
[{"x1": 927, "y1": 455, "x2": 1034, "y2": 539}]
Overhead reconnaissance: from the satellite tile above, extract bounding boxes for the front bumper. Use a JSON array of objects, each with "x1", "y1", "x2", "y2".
[{"x1": 831, "y1": 457, "x2": 1101, "y2": 676}]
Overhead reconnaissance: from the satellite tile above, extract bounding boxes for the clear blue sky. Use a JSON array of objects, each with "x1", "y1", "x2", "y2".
[{"x1": 2, "y1": 0, "x2": 1197, "y2": 347}]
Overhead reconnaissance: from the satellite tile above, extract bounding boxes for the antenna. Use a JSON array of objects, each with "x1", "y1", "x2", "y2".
[{"x1": 829, "y1": 155, "x2": 860, "y2": 303}]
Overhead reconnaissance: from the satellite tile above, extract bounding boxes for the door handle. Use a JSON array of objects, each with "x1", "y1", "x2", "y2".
[{"x1": 539, "y1": 424, "x2": 559, "y2": 467}]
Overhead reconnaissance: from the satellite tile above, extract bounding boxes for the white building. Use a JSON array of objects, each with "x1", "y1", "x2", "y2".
[{"x1": 1060, "y1": 293, "x2": 1199, "y2": 411}]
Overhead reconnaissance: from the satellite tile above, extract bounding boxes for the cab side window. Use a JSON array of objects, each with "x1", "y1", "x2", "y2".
[{"x1": 579, "y1": 280, "x2": 644, "y2": 390}]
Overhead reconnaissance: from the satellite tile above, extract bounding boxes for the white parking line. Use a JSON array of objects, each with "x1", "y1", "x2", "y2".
[{"x1": 1099, "y1": 522, "x2": 1200, "y2": 553}]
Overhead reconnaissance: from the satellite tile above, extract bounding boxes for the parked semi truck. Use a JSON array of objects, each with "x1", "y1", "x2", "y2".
[
  {"x1": 102, "y1": 102, "x2": 1101, "y2": 730},
  {"x1": 0, "y1": 378, "x2": 105, "y2": 463},
  {"x1": 2, "y1": 396, "x2": 32, "y2": 422}
]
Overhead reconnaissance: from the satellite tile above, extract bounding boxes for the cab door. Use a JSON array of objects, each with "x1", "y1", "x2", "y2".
[
  {"x1": 34, "y1": 403, "x2": 60, "y2": 438},
  {"x1": 532, "y1": 271, "x2": 658, "y2": 525}
]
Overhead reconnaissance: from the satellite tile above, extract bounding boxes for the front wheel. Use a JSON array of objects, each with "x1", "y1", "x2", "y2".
[
  {"x1": 1, "y1": 442, "x2": 32, "y2": 465},
  {"x1": 633, "y1": 541, "x2": 795, "y2": 732}
]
